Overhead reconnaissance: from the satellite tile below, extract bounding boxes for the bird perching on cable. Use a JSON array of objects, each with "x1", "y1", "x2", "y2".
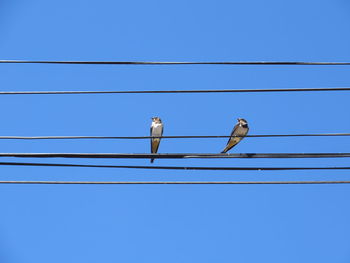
[
  {"x1": 150, "y1": 117, "x2": 164, "y2": 163},
  {"x1": 221, "y1": 118, "x2": 249, "y2": 153}
]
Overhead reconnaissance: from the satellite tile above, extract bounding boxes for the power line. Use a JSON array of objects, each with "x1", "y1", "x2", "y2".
[
  {"x1": 0, "y1": 161, "x2": 350, "y2": 170},
  {"x1": 0, "y1": 180, "x2": 349, "y2": 184},
  {"x1": 0, "y1": 133, "x2": 349, "y2": 140},
  {"x1": 1, "y1": 60, "x2": 350, "y2": 66},
  {"x1": 1, "y1": 87, "x2": 350, "y2": 95},
  {"x1": 0, "y1": 153, "x2": 349, "y2": 159}
]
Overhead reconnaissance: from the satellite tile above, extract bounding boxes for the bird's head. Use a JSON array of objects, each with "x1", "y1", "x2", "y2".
[
  {"x1": 238, "y1": 118, "x2": 248, "y2": 126},
  {"x1": 152, "y1": 117, "x2": 162, "y2": 123}
]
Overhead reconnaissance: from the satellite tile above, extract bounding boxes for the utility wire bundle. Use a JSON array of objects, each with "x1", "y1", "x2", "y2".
[{"x1": 1, "y1": 60, "x2": 350, "y2": 185}]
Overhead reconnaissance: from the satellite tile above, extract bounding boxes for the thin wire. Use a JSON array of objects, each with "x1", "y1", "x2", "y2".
[
  {"x1": 0, "y1": 161, "x2": 350, "y2": 170},
  {"x1": 0, "y1": 180, "x2": 349, "y2": 184},
  {"x1": 0, "y1": 133, "x2": 349, "y2": 140},
  {"x1": 0, "y1": 153, "x2": 349, "y2": 159},
  {"x1": 1, "y1": 87, "x2": 350, "y2": 95},
  {"x1": 1, "y1": 60, "x2": 350, "y2": 65}
]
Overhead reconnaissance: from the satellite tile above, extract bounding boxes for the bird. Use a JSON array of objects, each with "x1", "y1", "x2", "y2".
[
  {"x1": 150, "y1": 117, "x2": 164, "y2": 163},
  {"x1": 221, "y1": 118, "x2": 249, "y2": 153}
]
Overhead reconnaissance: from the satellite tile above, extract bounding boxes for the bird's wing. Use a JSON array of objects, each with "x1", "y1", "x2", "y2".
[
  {"x1": 152, "y1": 139, "x2": 160, "y2": 154},
  {"x1": 221, "y1": 123, "x2": 242, "y2": 153},
  {"x1": 154, "y1": 124, "x2": 163, "y2": 153},
  {"x1": 150, "y1": 125, "x2": 155, "y2": 153},
  {"x1": 150, "y1": 124, "x2": 163, "y2": 154},
  {"x1": 226, "y1": 123, "x2": 240, "y2": 145},
  {"x1": 222, "y1": 137, "x2": 241, "y2": 153}
]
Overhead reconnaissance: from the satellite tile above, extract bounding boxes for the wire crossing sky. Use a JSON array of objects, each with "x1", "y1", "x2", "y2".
[
  {"x1": 0, "y1": 161, "x2": 349, "y2": 170},
  {"x1": 0, "y1": 133, "x2": 348, "y2": 139},
  {"x1": 0, "y1": 153, "x2": 349, "y2": 159},
  {"x1": 1, "y1": 60, "x2": 350, "y2": 65},
  {"x1": 0, "y1": 87, "x2": 350, "y2": 94},
  {"x1": 0, "y1": 180, "x2": 349, "y2": 184},
  {"x1": 1, "y1": 1, "x2": 350, "y2": 263}
]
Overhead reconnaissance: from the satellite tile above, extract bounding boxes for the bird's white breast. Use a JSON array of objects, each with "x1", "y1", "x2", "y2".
[{"x1": 151, "y1": 123, "x2": 163, "y2": 136}]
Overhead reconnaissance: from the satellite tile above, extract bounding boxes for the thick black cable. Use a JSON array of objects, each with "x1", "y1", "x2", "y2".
[
  {"x1": 0, "y1": 180, "x2": 349, "y2": 184},
  {"x1": 1, "y1": 87, "x2": 350, "y2": 95},
  {"x1": 0, "y1": 133, "x2": 349, "y2": 140},
  {"x1": 1, "y1": 60, "x2": 350, "y2": 65},
  {"x1": 0, "y1": 161, "x2": 349, "y2": 171},
  {"x1": 0, "y1": 153, "x2": 349, "y2": 159}
]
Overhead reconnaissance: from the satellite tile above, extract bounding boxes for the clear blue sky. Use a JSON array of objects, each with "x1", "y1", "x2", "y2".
[{"x1": 0, "y1": 0, "x2": 350, "y2": 262}]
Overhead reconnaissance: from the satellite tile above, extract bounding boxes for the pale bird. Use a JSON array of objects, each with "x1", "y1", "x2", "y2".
[{"x1": 150, "y1": 117, "x2": 164, "y2": 163}]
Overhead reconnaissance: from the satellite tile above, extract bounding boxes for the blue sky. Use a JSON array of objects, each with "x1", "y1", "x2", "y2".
[{"x1": 0, "y1": 0, "x2": 350, "y2": 262}]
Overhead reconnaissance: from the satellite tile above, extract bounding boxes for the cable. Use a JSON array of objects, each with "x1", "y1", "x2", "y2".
[
  {"x1": 0, "y1": 180, "x2": 349, "y2": 184},
  {"x1": 0, "y1": 161, "x2": 350, "y2": 170},
  {"x1": 1, "y1": 87, "x2": 350, "y2": 95},
  {"x1": 0, "y1": 153, "x2": 349, "y2": 159},
  {"x1": 1, "y1": 60, "x2": 350, "y2": 65},
  {"x1": 0, "y1": 133, "x2": 349, "y2": 140}
]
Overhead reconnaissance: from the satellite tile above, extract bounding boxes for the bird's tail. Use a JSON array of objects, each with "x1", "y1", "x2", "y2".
[
  {"x1": 150, "y1": 158, "x2": 154, "y2": 163},
  {"x1": 221, "y1": 148, "x2": 228, "y2": 154}
]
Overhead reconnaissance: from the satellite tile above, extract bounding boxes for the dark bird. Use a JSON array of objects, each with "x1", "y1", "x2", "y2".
[
  {"x1": 221, "y1": 118, "x2": 249, "y2": 153},
  {"x1": 150, "y1": 117, "x2": 164, "y2": 163}
]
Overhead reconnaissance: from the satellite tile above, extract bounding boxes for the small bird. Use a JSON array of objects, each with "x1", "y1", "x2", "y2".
[
  {"x1": 150, "y1": 117, "x2": 164, "y2": 163},
  {"x1": 221, "y1": 118, "x2": 249, "y2": 153}
]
